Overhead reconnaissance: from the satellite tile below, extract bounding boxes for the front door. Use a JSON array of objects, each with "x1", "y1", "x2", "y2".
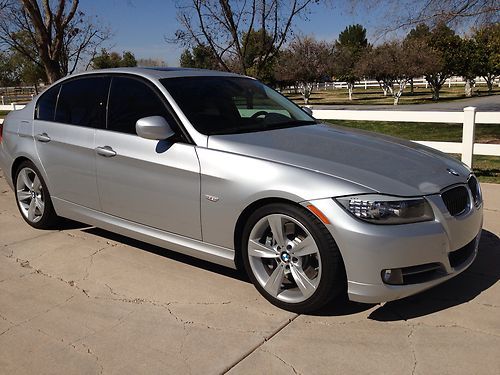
[{"x1": 95, "y1": 76, "x2": 201, "y2": 239}]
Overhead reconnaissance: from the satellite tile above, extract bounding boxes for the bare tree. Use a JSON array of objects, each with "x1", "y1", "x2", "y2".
[
  {"x1": 351, "y1": 0, "x2": 499, "y2": 32},
  {"x1": 170, "y1": 0, "x2": 321, "y2": 77},
  {"x1": 0, "y1": 0, "x2": 110, "y2": 83},
  {"x1": 276, "y1": 36, "x2": 333, "y2": 104}
]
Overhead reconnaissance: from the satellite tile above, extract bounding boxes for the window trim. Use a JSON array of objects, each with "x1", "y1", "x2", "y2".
[
  {"x1": 35, "y1": 83, "x2": 62, "y2": 122},
  {"x1": 34, "y1": 72, "x2": 193, "y2": 144},
  {"x1": 105, "y1": 73, "x2": 193, "y2": 144}
]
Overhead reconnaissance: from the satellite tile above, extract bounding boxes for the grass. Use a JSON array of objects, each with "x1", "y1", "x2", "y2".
[
  {"x1": 325, "y1": 120, "x2": 500, "y2": 183},
  {"x1": 0, "y1": 110, "x2": 9, "y2": 119},
  {"x1": 286, "y1": 86, "x2": 500, "y2": 106}
]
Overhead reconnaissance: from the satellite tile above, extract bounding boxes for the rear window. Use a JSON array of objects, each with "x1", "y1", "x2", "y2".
[
  {"x1": 55, "y1": 77, "x2": 110, "y2": 128},
  {"x1": 35, "y1": 84, "x2": 61, "y2": 121}
]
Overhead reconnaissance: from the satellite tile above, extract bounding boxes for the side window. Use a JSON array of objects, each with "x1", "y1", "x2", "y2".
[
  {"x1": 55, "y1": 77, "x2": 110, "y2": 128},
  {"x1": 35, "y1": 84, "x2": 61, "y2": 121},
  {"x1": 108, "y1": 77, "x2": 176, "y2": 135}
]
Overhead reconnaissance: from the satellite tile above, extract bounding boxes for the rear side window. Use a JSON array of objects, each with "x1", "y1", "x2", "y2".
[
  {"x1": 55, "y1": 77, "x2": 110, "y2": 128},
  {"x1": 35, "y1": 84, "x2": 61, "y2": 121},
  {"x1": 107, "y1": 77, "x2": 175, "y2": 135}
]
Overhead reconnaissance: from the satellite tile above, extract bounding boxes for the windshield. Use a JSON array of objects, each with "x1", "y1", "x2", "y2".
[{"x1": 160, "y1": 76, "x2": 316, "y2": 135}]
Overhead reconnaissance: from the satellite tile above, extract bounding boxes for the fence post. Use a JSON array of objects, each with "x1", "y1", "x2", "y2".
[
  {"x1": 1, "y1": 95, "x2": 3, "y2": 105},
  {"x1": 462, "y1": 107, "x2": 476, "y2": 168},
  {"x1": 364, "y1": 80, "x2": 367, "y2": 89},
  {"x1": 12, "y1": 103, "x2": 16, "y2": 111}
]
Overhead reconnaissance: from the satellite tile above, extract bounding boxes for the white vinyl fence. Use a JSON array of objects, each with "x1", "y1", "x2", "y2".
[
  {"x1": 1, "y1": 105, "x2": 498, "y2": 168},
  {"x1": 313, "y1": 106, "x2": 500, "y2": 167}
]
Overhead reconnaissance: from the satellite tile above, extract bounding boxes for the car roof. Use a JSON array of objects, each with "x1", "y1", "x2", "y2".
[{"x1": 63, "y1": 67, "x2": 247, "y2": 82}]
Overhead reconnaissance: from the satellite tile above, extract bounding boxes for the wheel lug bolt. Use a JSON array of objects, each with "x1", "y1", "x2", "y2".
[{"x1": 286, "y1": 245, "x2": 292, "y2": 250}]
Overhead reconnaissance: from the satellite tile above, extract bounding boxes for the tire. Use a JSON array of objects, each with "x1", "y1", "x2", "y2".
[
  {"x1": 14, "y1": 161, "x2": 59, "y2": 229},
  {"x1": 241, "y1": 203, "x2": 345, "y2": 313}
]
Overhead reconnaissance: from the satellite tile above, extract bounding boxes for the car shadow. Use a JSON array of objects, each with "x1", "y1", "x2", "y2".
[
  {"x1": 309, "y1": 229, "x2": 499, "y2": 318},
  {"x1": 74, "y1": 226, "x2": 498, "y2": 319},
  {"x1": 368, "y1": 229, "x2": 500, "y2": 321},
  {"x1": 81, "y1": 227, "x2": 249, "y2": 282}
]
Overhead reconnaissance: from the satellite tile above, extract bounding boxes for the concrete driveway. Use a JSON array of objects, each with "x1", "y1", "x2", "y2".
[{"x1": 1, "y1": 168, "x2": 499, "y2": 375}]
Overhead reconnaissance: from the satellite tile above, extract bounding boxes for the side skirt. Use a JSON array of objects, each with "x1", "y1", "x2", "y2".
[{"x1": 52, "y1": 197, "x2": 236, "y2": 269}]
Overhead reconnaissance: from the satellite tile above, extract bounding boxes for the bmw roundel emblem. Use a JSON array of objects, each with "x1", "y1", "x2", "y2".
[{"x1": 446, "y1": 168, "x2": 460, "y2": 176}]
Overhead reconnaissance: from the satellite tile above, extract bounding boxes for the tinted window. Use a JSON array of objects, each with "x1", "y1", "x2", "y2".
[
  {"x1": 35, "y1": 84, "x2": 61, "y2": 121},
  {"x1": 108, "y1": 77, "x2": 175, "y2": 135},
  {"x1": 161, "y1": 77, "x2": 315, "y2": 135},
  {"x1": 55, "y1": 77, "x2": 110, "y2": 128}
]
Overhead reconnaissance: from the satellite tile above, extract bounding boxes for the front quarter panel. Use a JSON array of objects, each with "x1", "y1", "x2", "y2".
[{"x1": 197, "y1": 147, "x2": 371, "y2": 249}]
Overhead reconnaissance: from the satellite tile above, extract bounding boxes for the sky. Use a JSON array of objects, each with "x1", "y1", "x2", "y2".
[{"x1": 80, "y1": 0, "x2": 385, "y2": 67}]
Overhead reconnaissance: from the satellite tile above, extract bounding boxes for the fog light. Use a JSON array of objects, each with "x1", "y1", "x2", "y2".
[{"x1": 382, "y1": 269, "x2": 403, "y2": 285}]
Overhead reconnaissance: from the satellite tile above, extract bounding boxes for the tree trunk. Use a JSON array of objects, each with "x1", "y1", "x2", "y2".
[
  {"x1": 465, "y1": 78, "x2": 474, "y2": 98},
  {"x1": 393, "y1": 79, "x2": 408, "y2": 106},
  {"x1": 43, "y1": 60, "x2": 63, "y2": 84},
  {"x1": 410, "y1": 78, "x2": 414, "y2": 94},
  {"x1": 432, "y1": 87, "x2": 440, "y2": 100},
  {"x1": 348, "y1": 82, "x2": 354, "y2": 101},
  {"x1": 484, "y1": 75, "x2": 494, "y2": 94}
]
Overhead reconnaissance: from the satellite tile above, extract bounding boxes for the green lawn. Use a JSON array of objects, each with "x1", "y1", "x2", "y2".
[
  {"x1": 324, "y1": 120, "x2": 500, "y2": 183},
  {"x1": 287, "y1": 86, "x2": 500, "y2": 106},
  {"x1": 0, "y1": 110, "x2": 9, "y2": 119}
]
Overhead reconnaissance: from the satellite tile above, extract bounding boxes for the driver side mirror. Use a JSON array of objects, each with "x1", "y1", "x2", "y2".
[
  {"x1": 136, "y1": 116, "x2": 175, "y2": 140},
  {"x1": 301, "y1": 106, "x2": 313, "y2": 116}
]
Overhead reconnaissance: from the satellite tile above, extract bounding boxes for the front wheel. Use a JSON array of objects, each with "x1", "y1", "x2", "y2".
[{"x1": 241, "y1": 203, "x2": 345, "y2": 313}]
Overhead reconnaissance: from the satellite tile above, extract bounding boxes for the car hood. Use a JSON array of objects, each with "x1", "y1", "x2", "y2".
[{"x1": 207, "y1": 124, "x2": 471, "y2": 196}]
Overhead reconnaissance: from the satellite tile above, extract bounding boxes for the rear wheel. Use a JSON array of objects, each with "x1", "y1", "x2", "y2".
[
  {"x1": 15, "y1": 161, "x2": 58, "y2": 229},
  {"x1": 241, "y1": 203, "x2": 344, "y2": 313}
]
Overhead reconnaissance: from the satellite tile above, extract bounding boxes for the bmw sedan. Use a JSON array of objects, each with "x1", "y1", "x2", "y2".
[{"x1": 0, "y1": 68, "x2": 483, "y2": 313}]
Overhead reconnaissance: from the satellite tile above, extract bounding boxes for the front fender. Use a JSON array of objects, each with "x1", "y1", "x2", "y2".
[{"x1": 196, "y1": 147, "x2": 371, "y2": 249}]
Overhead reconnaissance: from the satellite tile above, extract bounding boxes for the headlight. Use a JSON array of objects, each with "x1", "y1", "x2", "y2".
[{"x1": 335, "y1": 194, "x2": 434, "y2": 224}]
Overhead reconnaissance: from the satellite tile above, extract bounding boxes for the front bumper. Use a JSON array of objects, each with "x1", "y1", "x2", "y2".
[{"x1": 306, "y1": 193, "x2": 483, "y2": 304}]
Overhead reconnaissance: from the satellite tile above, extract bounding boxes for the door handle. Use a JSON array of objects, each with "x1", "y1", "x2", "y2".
[
  {"x1": 35, "y1": 133, "x2": 51, "y2": 142},
  {"x1": 95, "y1": 146, "x2": 117, "y2": 157}
]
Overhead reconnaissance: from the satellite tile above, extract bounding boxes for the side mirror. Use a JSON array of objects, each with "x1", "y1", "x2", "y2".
[
  {"x1": 136, "y1": 116, "x2": 175, "y2": 140},
  {"x1": 301, "y1": 106, "x2": 313, "y2": 116}
]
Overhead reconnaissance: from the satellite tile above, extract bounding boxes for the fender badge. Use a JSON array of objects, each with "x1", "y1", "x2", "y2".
[
  {"x1": 205, "y1": 195, "x2": 220, "y2": 202},
  {"x1": 446, "y1": 168, "x2": 460, "y2": 176}
]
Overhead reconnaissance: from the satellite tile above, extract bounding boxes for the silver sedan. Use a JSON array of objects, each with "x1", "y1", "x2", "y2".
[{"x1": 0, "y1": 68, "x2": 483, "y2": 312}]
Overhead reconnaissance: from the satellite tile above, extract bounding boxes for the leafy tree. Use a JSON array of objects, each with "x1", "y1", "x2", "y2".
[
  {"x1": 456, "y1": 38, "x2": 482, "y2": 97},
  {"x1": 473, "y1": 23, "x2": 500, "y2": 93},
  {"x1": 91, "y1": 49, "x2": 137, "y2": 69},
  {"x1": 356, "y1": 40, "x2": 440, "y2": 105},
  {"x1": 331, "y1": 24, "x2": 369, "y2": 100},
  {"x1": 180, "y1": 44, "x2": 220, "y2": 70},
  {"x1": 407, "y1": 23, "x2": 461, "y2": 100},
  {"x1": 276, "y1": 36, "x2": 333, "y2": 104},
  {"x1": 171, "y1": 0, "x2": 322, "y2": 77},
  {"x1": 0, "y1": 1, "x2": 110, "y2": 83}
]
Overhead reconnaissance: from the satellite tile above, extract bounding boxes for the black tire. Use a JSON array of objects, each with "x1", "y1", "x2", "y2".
[
  {"x1": 241, "y1": 203, "x2": 345, "y2": 313},
  {"x1": 14, "y1": 161, "x2": 59, "y2": 229}
]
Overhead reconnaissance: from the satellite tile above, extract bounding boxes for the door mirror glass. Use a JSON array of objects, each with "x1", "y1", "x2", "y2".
[{"x1": 136, "y1": 116, "x2": 175, "y2": 140}]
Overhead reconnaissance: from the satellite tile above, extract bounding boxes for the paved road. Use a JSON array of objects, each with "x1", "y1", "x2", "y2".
[
  {"x1": 315, "y1": 95, "x2": 500, "y2": 112},
  {"x1": 0, "y1": 169, "x2": 499, "y2": 374}
]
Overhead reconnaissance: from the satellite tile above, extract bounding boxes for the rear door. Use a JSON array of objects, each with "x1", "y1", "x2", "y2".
[
  {"x1": 34, "y1": 76, "x2": 110, "y2": 209},
  {"x1": 95, "y1": 76, "x2": 201, "y2": 239}
]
